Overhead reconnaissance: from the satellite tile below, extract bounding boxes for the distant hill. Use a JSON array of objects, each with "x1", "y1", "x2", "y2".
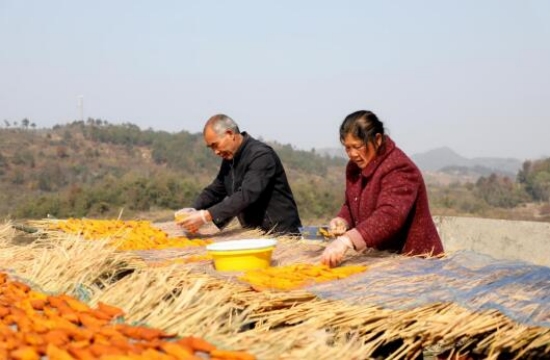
[
  {"x1": 317, "y1": 145, "x2": 523, "y2": 180},
  {"x1": 316, "y1": 147, "x2": 346, "y2": 159},
  {"x1": 411, "y1": 147, "x2": 522, "y2": 177}
]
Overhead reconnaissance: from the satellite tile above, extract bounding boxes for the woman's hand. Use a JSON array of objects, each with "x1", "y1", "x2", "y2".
[
  {"x1": 321, "y1": 235, "x2": 354, "y2": 267},
  {"x1": 329, "y1": 217, "x2": 348, "y2": 236}
]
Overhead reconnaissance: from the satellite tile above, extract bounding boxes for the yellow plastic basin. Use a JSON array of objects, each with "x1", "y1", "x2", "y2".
[{"x1": 206, "y1": 239, "x2": 277, "y2": 271}]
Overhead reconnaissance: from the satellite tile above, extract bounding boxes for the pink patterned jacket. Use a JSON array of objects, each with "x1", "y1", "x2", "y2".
[{"x1": 337, "y1": 136, "x2": 444, "y2": 256}]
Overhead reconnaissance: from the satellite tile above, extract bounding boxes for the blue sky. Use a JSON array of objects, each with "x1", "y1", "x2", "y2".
[{"x1": 1, "y1": 1, "x2": 549, "y2": 159}]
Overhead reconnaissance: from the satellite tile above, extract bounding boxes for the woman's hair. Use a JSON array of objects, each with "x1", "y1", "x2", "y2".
[
  {"x1": 205, "y1": 114, "x2": 240, "y2": 136},
  {"x1": 340, "y1": 110, "x2": 386, "y2": 152}
]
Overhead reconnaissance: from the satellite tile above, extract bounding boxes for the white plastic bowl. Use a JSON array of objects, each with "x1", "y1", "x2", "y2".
[{"x1": 206, "y1": 239, "x2": 277, "y2": 252}]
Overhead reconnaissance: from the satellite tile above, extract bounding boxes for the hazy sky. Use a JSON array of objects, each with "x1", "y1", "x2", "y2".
[{"x1": 1, "y1": 1, "x2": 549, "y2": 160}]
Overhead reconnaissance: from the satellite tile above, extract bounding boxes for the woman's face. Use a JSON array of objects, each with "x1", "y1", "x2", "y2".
[{"x1": 343, "y1": 133, "x2": 381, "y2": 169}]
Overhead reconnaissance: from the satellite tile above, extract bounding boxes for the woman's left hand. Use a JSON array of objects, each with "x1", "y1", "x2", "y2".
[{"x1": 321, "y1": 235, "x2": 354, "y2": 267}]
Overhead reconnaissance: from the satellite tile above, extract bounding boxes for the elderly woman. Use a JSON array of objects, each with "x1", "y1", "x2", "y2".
[{"x1": 321, "y1": 110, "x2": 444, "y2": 267}]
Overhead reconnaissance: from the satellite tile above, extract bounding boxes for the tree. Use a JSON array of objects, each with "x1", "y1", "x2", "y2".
[
  {"x1": 518, "y1": 158, "x2": 550, "y2": 202},
  {"x1": 475, "y1": 173, "x2": 527, "y2": 208},
  {"x1": 12, "y1": 150, "x2": 35, "y2": 167},
  {"x1": 21, "y1": 118, "x2": 29, "y2": 129},
  {"x1": 56, "y1": 146, "x2": 69, "y2": 158},
  {"x1": 0, "y1": 152, "x2": 7, "y2": 176}
]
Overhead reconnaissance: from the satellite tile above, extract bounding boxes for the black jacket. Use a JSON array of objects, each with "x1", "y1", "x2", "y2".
[{"x1": 193, "y1": 132, "x2": 302, "y2": 234}]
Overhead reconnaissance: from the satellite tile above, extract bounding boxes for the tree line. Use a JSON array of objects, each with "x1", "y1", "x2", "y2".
[
  {"x1": 0, "y1": 120, "x2": 347, "y2": 222},
  {"x1": 0, "y1": 120, "x2": 549, "y2": 222}
]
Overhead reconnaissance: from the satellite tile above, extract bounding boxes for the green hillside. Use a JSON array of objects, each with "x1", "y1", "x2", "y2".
[
  {"x1": 0, "y1": 120, "x2": 346, "y2": 222},
  {"x1": 1, "y1": 120, "x2": 549, "y2": 223}
]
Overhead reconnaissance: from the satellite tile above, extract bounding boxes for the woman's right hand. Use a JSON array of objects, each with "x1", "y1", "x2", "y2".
[
  {"x1": 329, "y1": 217, "x2": 348, "y2": 236},
  {"x1": 321, "y1": 235, "x2": 353, "y2": 267}
]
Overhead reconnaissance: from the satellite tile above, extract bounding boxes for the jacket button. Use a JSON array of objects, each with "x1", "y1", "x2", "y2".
[{"x1": 354, "y1": 197, "x2": 358, "y2": 201}]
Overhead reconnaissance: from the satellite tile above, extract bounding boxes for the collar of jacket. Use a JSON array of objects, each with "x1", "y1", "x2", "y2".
[
  {"x1": 346, "y1": 136, "x2": 396, "y2": 180},
  {"x1": 230, "y1": 131, "x2": 251, "y2": 164}
]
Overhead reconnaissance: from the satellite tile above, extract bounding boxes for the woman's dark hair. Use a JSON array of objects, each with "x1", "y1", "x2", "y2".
[{"x1": 340, "y1": 110, "x2": 386, "y2": 153}]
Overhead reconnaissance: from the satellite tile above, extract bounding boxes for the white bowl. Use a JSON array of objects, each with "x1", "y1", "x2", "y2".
[{"x1": 206, "y1": 239, "x2": 277, "y2": 252}]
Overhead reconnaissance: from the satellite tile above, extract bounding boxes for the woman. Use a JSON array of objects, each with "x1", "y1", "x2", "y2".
[{"x1": 321, "y1": 110, "x2": 444, "y2": 267}]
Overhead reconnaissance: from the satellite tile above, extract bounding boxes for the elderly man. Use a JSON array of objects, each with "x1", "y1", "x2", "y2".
[{"x1": 178, "y1": 114, "x2": 302, "y2": 235}]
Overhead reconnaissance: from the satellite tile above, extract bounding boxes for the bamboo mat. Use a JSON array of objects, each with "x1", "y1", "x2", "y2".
[
  {"x1": 146, "y1": 223, "x2": 550, "y2": 349},
  {"x1": 149, "y1": 222, "x2": 550, "y2": 328},
  {"x1": 7, "y1": 219, "x2": 549, "y2": 358}
]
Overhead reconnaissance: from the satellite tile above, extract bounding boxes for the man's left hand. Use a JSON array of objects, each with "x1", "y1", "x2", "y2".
[{"x1": 178, "y1": 210, "x2": 210, "y2": 233}]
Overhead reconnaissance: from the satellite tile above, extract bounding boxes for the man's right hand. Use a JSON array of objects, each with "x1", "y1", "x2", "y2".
[
  {"x1": 178, "y1": 210, "x2": 210, "y2": 233},
  {"x1": 329, "y1": 217, "x2": 348, "y2": 236}
]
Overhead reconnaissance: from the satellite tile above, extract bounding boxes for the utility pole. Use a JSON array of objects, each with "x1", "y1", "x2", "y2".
[{"x1": 77, "y1": 95, "x2": 84, "y2": 121}]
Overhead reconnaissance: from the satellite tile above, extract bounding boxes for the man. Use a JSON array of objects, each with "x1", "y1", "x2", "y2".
[{"x1": 178, "y1": 114, "x2": 302, "y2": 235}]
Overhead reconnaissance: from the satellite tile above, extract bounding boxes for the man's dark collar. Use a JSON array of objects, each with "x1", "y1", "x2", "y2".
[{"x1": 231, "y1": 131, "x2": 250, "y2": 163}]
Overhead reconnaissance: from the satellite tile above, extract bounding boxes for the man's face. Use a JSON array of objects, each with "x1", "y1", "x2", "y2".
[{"x1": 204, "y1": 126, "x2": 238, "y2": 160}]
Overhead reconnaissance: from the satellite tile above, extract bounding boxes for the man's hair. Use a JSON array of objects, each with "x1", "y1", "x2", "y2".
[{"x1": 205, "y1": 114, "x2": 240, "y2": 136}]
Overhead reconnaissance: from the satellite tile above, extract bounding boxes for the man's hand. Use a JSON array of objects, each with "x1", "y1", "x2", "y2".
[
  {"x1": 329, "y1": 217, "x2": 348, "y2": 236},
  {"x1": 178, "y1": 210, "x2": 210, "y2": 233},
  {"x1": 321, "y1": 235, "x2": 354, "y2": 267}
]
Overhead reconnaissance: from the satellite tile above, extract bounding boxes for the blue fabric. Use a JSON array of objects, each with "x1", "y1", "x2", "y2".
[{"x1": 307, "y1": 250, "x2": 550, "y2": 328}]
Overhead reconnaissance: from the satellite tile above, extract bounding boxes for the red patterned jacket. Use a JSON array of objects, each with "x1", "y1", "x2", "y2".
[{"x1": 337, "y1": 136, "x2": 444, "y2": 256}]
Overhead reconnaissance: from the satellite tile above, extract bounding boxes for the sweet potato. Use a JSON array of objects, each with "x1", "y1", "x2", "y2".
[
  {"x1": 78, "y1": 312, "x2": 109, "y2": 329},
  {"x1": 57, "y1": 304, "x2": 80, "y2": 324},
  {"x1": 92, "y1": 334, "x2": 112, "y2": 346},
  {"x1": 89, "y1": 343, "x2": 126, "y2": 357},
  {"x1": 189, "y1": 336, "x2": 216, "y2": 353},
  {"x1": 0, "y1": 307, "x2": 10, "y2": 318},
  {"x1": 9, "y1": 281, "x2": 30, "y2": 294},
  {"x1": 97, "y1": 301, "x2": 124, "y2": 319},
  {"x1": 14, "y1": 316, "x2": 33, "y2": 333},
  {"x1": 160, "y1": 342, "x2": 195, "y2": 358},
  {"x1": 58, "y1": 295, "x2": 90, "y2": 312},
  {"x1": 23, "y1": 332, "x2": 45, "y2": 347},
  {"x1": 210, "y1": 349, "x2": 256, "y2": 360},
  {"x1": 29, "y1": 318, "x2": 50, "y2": 334},
  {"x1": 9, "y1": 346, "x2": 40, "y2": 360},
  {"x1": 67, "y1": 327, "x2": 94, "y2": 341},
  {"x1": 1, "y1": 336, "x2": 23, "y2": 351},
  {"x1": 97, "y1": 325, "x2": 124, "y2": 339},
  {"x1": 67, "y1": 347, "x2": 95, "y2": 360},
  {"x1": 43, "y1": 330, "x2": 70, "y2": 346},
  {"x1": 47, "y1": 296, "x2": 67, "y2": 309},
  {"x1": 66, "y1": 340, "x2": 90, "y2": 349},
  {"x1": 116, "y1": 325, "x2": 169, "y2": 341},
  {"x1": 140, "y1": 348, "x2": 177, "y2": 360},
  {"x1": 46, "y1": 343, "x2": 74, "y2": 360},
  {"x1": 109, "y1": 337, "x2": 141, "y2": 354},
  {"x1": 2, "y1": 314, "x2": 16, "y2": 326},
  {"x1": 29, "y1": 299, "x2": 46, "y2": 311}
]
